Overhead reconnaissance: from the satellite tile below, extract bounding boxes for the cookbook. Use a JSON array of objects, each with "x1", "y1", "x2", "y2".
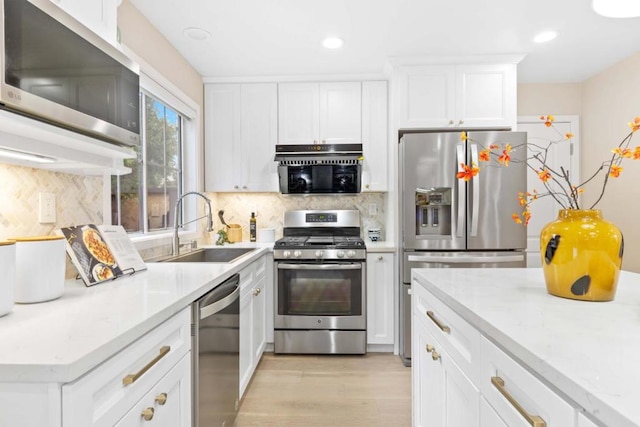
[{"x1": 58, "y1": 225, "x2": 146, "y2": 286}]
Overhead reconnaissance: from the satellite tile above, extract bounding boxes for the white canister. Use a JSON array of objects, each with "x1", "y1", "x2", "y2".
[
  {"x1": 0, "y1": 241, "x2": 16, "y2": 316},
  {"x1": 257, "y1": 228, "x2": 276, "y2": 243},
  {"x1": 11, "y1": 236, "x2": 66, "y2": 304}
]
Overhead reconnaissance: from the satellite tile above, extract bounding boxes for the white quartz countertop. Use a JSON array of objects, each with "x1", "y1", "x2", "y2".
[
  {"x1": 412, "y1": 268, "x2": 640, "y2": 427},
  {"x1": 0, "y1": 246, "x2": 270, "y2": 384}
]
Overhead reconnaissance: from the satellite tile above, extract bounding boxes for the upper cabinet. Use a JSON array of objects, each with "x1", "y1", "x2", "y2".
[
  {"x1": 204, "y1": 83, "x2": 278, "y2": 192},
  {"x1": 362, "y1": 81, "x2": 388, "y2": 192},
  {"x1": 398, "y1": 63, "x2": 517, "y2": 129},
  {"x1": 50, "y1": 0, "x2": 119, "y2": 45},
  {"x1": 278, "y1": 82, "x2": 362, "y2": 145}
]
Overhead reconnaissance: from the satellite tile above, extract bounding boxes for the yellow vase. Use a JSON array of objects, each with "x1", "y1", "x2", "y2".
[{"x1": 540, "y1": 209, "x2": 623, "y2": 301}]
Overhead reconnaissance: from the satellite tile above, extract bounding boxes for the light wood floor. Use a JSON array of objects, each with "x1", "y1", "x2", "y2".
[{"x1": 235, "y1": 352, "x2": 412, "y2": 427}]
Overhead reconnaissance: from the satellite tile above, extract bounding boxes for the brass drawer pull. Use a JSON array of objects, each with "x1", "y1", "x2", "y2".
[
  {"x1": 491, "y1": 376, "x2": 546, "y2": 427},
  {"x1": 123, "y1": 346, "x2": 171, "y2": 385},
  {"x1": 431, "y1": 350, "x2": 441, "y2": 361},
  {"x1": 141, "y1": 407, "x2": 154, "y2": 421},
  {"x1": 426, "y1": 344, "x2": 434, "y2": 353},
  {"x1": 426, "y1": 311, "x2": 451, "y2": 333},
  {"x1": 155, "y1": 392, "x2": 168, "y2": 405}
]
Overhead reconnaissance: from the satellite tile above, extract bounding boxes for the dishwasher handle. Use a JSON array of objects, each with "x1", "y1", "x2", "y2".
[{"x1": 199, "y1": 274, "x2": 240, "y2": 320}]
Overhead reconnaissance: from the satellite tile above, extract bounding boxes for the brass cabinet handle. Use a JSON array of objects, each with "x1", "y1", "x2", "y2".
[
  {"x1": 431, "y1": 350, "x2": 441, "y2": 361},
  {"x1": 491, "y1": 376, "x2": 546, "y2": 427},
  {"x1": 141, "y1": 407, "x2": 154, "y2": 421},
  {"x1": 253, "y1": 288, "x2": 261, "y2": 296},
  {"x1": 426, "y1": 311, "x2": 451, "y2": 334},
  {"x1": 155, "y1": 392, "x2": 168, "y2": 405},
  {"x1": 426, "y1": 344, "x2": 434, "y2": 353},
  {"x1": 123, "y1": 346, "x2": 171, "y2": 385}
]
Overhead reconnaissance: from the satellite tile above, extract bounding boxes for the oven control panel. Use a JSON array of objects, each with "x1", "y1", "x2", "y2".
[
  {"x1": 305, "y1": 213, "x2": 337, "y2": 223},
  {"x1": 274, "y1": 248, "x2": 366, "y2": 261}
]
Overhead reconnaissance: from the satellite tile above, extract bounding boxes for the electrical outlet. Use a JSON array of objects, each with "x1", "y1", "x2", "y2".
[
  {"x1": 369, "y1": 203, "x2": 378, "y2": 215},
  {"x1": 38, "y1": 192, "x2": 56, "y2": 223}
]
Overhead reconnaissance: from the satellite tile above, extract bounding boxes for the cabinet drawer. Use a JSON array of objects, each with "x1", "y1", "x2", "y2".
[
  {"x1": 412, "y1": 279, "x2": 481, "y2": 383},
  {"x1": 115, "y1": 353, "x2": 191, "y2": 427},
  {"x1": 62, "y1": 308, "x2": 191, "y2": 427},
  {"x1": 480, "y1": 336, "x2": 574, "y2": 427}
]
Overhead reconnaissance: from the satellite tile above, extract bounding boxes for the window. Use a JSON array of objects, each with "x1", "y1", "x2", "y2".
[{"x1": 111, "y1": 92, "x2": 183, "y2": 234}]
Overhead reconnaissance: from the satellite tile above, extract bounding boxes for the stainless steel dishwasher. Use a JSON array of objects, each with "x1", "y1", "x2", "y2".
[{"x1": 192, "y1": 274, "x2": 240, "y2": 427}]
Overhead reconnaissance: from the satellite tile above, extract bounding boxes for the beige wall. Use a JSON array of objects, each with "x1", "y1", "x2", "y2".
[
  {"x1": 581, "y1": 52, "x2": 640, "y2": 272},
  {"x1": 517, "y1": 83, "x2": 582, "y2": 116},
  {"x1": 117, "y1": 0, "x2": 203, "y2": 105}
]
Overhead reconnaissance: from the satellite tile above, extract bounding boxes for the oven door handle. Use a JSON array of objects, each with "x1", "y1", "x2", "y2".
[{"x1": 277, "y1": 263, "x2": 362, "y2": 270}]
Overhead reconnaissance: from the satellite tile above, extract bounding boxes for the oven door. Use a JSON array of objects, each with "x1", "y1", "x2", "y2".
[{"x1": 275, "y1": 261, "x2": 366, "y2": 330}]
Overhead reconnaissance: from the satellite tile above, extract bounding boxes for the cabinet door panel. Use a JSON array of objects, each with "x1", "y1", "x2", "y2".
[
  {"x1": 239, "y1": 289, "x2": 253, "y2": 398},
  {"x1": 252, "y1": 275, "x2": 266, "y2": 362},
  {"x1": 319, "y1": 82, "x2": 361, "y2": 143},
  {"x1": 399, "y1": 65, "x2": 455, "y2": 128},
  {"x1": 413, "y1": 317, "x2": 444, "y2": 427},
  {"x1": 52, "y1": 0, "x2": 117, "y2": 44},
  {"x1": 241, "y1": 83, "x2": 278, "y2": 192},
  {"x1": 456, "y1": 64, "x2": 515, "y2": 128},
  {"x1": 366, "y1": 253, "x2": 394, "y2": 345},
  {"x1": 361, "y1": 81, "x2": 388, "y2": 191},
  {"x1": 204, "y1": 84, "x2": 241, "y2": 191},
  {"x1": 480, "y1": 397, "x2": 508, "y2": 427},
  {"x1": 278, "y1": 83, "x2": 320, "y2": 144}
]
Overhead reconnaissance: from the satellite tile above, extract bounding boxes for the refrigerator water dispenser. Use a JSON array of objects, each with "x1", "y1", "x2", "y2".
[{"x1": 415, "y1": 187, "x2": 452, "y2": 236}]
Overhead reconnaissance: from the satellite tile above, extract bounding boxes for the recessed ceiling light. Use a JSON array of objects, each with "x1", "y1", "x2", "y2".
[
  {"x1": 533, "y1": 31, "x2": 558, "y2": 43},
  {"x1": 592, "y1": 0, "x2": 640, "y2": 17},
  {"x1": 323, "y1": 37, "x2": 344, "y2": 49},
  {"x1": 183, "y1": 27, "x2": 211, "y2": 41}
]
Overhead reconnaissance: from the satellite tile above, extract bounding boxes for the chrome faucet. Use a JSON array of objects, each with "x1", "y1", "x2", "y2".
[{"x1": 172, "y1": 191, "x2": 214, "y2": 256}]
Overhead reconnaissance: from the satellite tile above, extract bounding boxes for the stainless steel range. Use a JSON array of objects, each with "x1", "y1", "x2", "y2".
[{"x1": 274, "y1": 210, "x2": 367, "y2": 355}]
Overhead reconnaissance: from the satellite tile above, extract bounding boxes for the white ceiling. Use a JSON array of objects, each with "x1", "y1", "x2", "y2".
[{"x1": 129, "y1": 0, "x2": 640, "y2": 83}]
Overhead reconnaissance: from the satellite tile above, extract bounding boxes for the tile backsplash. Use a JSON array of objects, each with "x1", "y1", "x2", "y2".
[
  {"x1": 0, "y1": 164, "x2": 104, "y2": 278},
  {"x1": 207, "y1": 192, "x2": 387, "y2": 243}
]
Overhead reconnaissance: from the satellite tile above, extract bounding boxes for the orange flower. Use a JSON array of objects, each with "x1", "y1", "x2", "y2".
[
  {"x1": 523, "y1": 210, "x2": 531, "y2": 226},
  {"x1": 628, "y1": 117, "x2": 640, "y2": 132},
  {"x1": 565, "y1": 132, "x2": 574, "y2": 139},
  {"x1": 456, "y1": 163, "x2": 479, "y2": 181},
  {"x1": 541, "y1": 115, "x2": 555, "y2": 127},
  {"x1": 479, "y1": 149, "x2": 491, "y2": 162},
  {"x1": 537, "y1": 169, "x2": 551, "y2": 182},
  {"x1": 633, "y1": 147, "x2": 640, "y2": 160},
  {"x1": 460, "y1": 132, "x2": 468, "y2": 141},
  {"x1": 609, "y1": 165, "x2": 623, "y2": 178},
  {"x1": 512, "y1": 213, "x2": 522, "y2": 224},
  {"x1": 613, "y1": 147, "x2": 632, "y2": 158},
  {"x1": 498, "y1": 145, "x2": 512, "y2": 166},
  {"x1": 489, "y1": 144, "x2": 499, "y2": 150}
]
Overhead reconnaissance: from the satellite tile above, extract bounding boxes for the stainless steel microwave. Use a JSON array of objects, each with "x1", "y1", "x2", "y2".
[
  {"x1": 275, "y1": 144, "x2": 363, "y2": 194},
  {"x1": 0, "y1": 0, "x2": 140, "y2": 146}
]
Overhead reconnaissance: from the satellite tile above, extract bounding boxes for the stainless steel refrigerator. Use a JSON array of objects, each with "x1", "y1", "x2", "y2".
[{"x1": 399, "y1": 130, "x2": 527, "y2": 366}]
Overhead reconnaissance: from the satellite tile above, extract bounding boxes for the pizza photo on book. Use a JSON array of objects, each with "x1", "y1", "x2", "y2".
[{"x1": 58, "y1": 225, "x2": 146, "y2": 286}]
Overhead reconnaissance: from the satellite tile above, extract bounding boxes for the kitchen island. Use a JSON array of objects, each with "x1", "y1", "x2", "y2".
[
  {"x1": 412, "y1": 268, "x2": 640, "y2": 427},
  {"x1": 0, "y1": 245, "x2": 270, "y2": 426}
]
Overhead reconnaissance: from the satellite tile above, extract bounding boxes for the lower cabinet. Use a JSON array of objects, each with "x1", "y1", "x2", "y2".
[
  {"x1": 366, "y1": 252, "x2": 394, "y2": 346},
  {"x1": 239, "y1": 255, "x2": 267, "y2": 398},
  {"x1": 480, "y1": 397, "x2": 508, "y2": 427},
  {"x1": 62, "y1": 308, "x2": 192, "y2": 427},
  {"x1": 115, "y1": 354, "x2": 191, "y2": 427},
  {"x1": 412, "y1": 314, "x2": 479, "y2": 427}
]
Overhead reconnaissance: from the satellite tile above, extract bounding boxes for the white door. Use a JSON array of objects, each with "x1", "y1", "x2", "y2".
[
  {"x1": 278, "y1": 83, "x2": 320, "y2": 144},
  {"x1": 251, "y1": 275, "x2": 266, "y2": 362},
  {"x1": 361, "y1": 81, "x2": 389, "y2": 191},
  {"x1": 517, "y1": 116, "x2": 580, "y2": 267},
  {"x1": 366, "y1": 253, "x2": 394, "y2": 345},
  {"x1": 319, "y1": 82, "x2": 362, "y2": 144}
]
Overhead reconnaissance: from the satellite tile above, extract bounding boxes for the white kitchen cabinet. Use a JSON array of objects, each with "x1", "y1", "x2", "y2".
[
  {"x1": 480, "y1": 397, "x2": 508, "y2": 427},
  {"x1": 114, "y1": 353, "x2": 191, "y2": 427},
  {"x1": 239, "y1": 255, "x2": 267, "y2": 397},
  {"x1": 366, "y1": 252, "x2": 394, "y2": 345},
  {"x1": 278, "y1": 82, "x2": 362, "y2": 145},
  {"x1": 361, "y1": 81, "x2": 389, "y2": 192},
  {"x1": 204, "y1": 83, "x2": 278, "y2": 192},
  {"x1": 50, "y1": 0, "x2": 118, "y2": 45},
  {"x1": 62, "y1": 308, "x2": 191, "y2": 427},
  {"x1": 398, "y1": 63, "x2": 516, "y2": 129},
  {"x1": 412, "y1": 312, "x2": 480, "y2": 427},
  {"x1": 577, "y1": 412, "x2": 599, "y2": 427}
]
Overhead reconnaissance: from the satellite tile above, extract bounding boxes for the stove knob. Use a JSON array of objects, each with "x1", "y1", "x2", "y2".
[
  {"x1": 347, "y1": 250, "x2": 356, "y2": 258},
  {"x1": 283, "y1": 250, "x2": 291, "y2": 258},
  {"x1": 315, "y1": 250, "x2": 324, "y2": 258},
  {"x1": 337, "y1": 251, "x2": 345, "y2": 258},
  {"x1": 293, "y1": 250, "x2": 302, "y2": 258}
]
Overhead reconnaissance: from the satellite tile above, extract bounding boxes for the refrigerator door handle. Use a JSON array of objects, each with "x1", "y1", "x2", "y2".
[
  {"x1": 407, "y1": 254, "x2": 525, "y2": 263},
  {"x1": 470, "y1": 142, "x2": 480, "y2": 237},
  {"x1": 456, "y1": 143, "x2": 465, "y2": 238}
]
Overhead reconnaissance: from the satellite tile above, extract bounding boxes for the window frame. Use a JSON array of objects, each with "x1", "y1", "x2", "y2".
[{"x1": 107, "y1": 48, "x2": 202, "y2": 250}]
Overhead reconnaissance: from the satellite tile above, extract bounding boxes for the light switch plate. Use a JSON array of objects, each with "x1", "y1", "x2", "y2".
[
  {"x1": 368, "y1": 203, "x2": 378, "y2": 215},
  {"x1": 38, "y1": 192, "x2": 56, "y2": 223}
]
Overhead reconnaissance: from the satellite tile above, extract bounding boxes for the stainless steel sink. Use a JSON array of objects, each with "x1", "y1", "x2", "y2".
[{"x1": 154, "y1": 247, "x2": 255, "y2": 263}]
